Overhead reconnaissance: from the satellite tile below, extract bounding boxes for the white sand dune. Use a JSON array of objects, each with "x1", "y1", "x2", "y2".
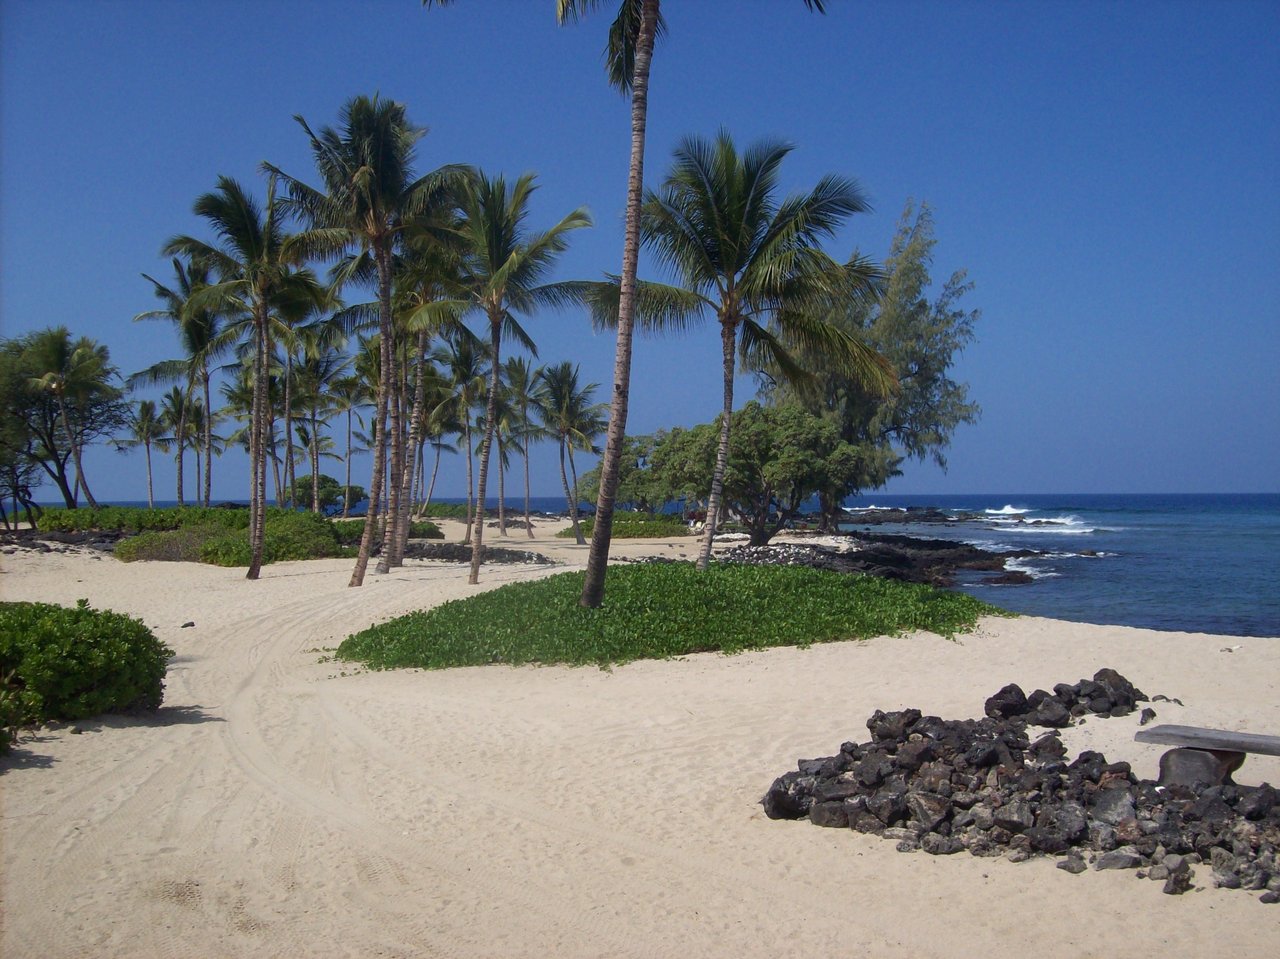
[{"x1": 2, "y1": 523, "x2": 1278, "y2": 958}]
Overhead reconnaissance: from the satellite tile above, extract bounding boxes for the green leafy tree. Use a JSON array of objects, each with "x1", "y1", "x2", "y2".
[
  {"x1": 576, "y1": 434, "x2": 668, "y2": 513},
  {"x1": 2, "y1": 328, "x2": 129, "y2": 509},
  {"x1": 767, "y1": 201, "x2": 981, "y2": 528}
]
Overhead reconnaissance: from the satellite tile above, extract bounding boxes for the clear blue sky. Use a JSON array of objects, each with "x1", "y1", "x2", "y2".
[{"x1": 2, "y1": 0, "x2": 1277, "y2": 502}]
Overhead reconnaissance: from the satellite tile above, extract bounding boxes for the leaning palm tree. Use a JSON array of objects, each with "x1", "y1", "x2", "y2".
[
  {"x1": 164, "y1": 175, "x2": 326, "y2": 579},
  {"x1": 267, "y1": 93, "x2": 466, "y2": 588},
  {"x1": 132, "y1": 256, "x2": 236, "y2": 507},
  {"x1": 442, "y1": 171, "x2": 590, "y2": 583},
  {"x1": 636, "y1": 131, "x2": 894, "y2": 570},
  {"x1": 328, "y1": 372, "x2": 371, "y2": 518},
  {"x1": 536, "y1": 361, "x2": 606, "y2": 546}
]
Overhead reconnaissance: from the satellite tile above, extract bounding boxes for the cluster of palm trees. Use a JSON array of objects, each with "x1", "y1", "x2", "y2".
[{"x1": 127, "y1": 0, "x2": 898, "y2": 596}]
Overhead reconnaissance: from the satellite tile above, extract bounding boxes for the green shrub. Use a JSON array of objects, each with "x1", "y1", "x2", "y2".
[
  {"x1": 414, "y1": 502, "x2": 470, "y2": 519},
  {"x1": 330, "y1": 518, "x2": 443, "y2": 546},
  {"x1": 559, "y1": 512, "x2": 692, "y2": 539},
  {"x1": 0, "y1": 600, "x2": 173, "y2": 725},
  {"x1": 337, "y1": 562, "x2": 1008, "y2": 670},
  {"x1": 113, "y1": 510, "x2": 347, "y2": 567},
  {"x1": 40, "y1": 505, "x2": 247, "y2": 534}
]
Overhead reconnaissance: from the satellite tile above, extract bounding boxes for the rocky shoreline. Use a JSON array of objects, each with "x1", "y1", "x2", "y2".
[{"x1": 721, "y1": 531, "x2": 1042, "y2": 587}]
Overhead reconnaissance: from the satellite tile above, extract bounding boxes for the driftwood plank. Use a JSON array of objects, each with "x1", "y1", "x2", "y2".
[{"x1": 1134, "y1": 724, "x2": 1280, "y2": 757}]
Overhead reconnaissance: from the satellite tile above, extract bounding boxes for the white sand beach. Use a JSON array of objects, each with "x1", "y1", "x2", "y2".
[{"x1": 2, "y1": 522, "x2": 1278, "y2": 958}]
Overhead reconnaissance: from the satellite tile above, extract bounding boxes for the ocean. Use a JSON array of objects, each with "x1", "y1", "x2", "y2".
[
  {"x1": 47, "y1": 493, "x2": 1279, "y2": 638},
  {"x1": 838, "y1": 493, "x2": 1280, "y2": 638}
]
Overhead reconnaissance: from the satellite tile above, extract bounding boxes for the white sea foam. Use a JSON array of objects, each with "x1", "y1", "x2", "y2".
[
  {"x1": 1005, "y1": 558, "x2": 1060, "y2": 580},
  {"x1": 985, "y1": 505, "x2": 1031, "y2": 516}
]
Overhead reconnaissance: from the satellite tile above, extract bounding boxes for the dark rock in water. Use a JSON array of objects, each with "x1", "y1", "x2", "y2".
[
  {"x1": 985, "y1": 684, "x2": 1028, "y2": 720},
  {"x1": 986, "y1": 569, "x2": 1035, "y2": 585}
]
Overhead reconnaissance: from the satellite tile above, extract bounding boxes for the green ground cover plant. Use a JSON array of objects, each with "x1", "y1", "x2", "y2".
[
  {"x1": 337, "y1": 563, "x2": 1007, "y2": 670},
  {"x1": 415, "y1": 503, "x2": 470, "y2": 520},
  {"x1": 559, "y1": 512, "x2": 692, "y2": 539},
  {"x1": 0, "y1": 600, "x2": 173, "y2": 747}
]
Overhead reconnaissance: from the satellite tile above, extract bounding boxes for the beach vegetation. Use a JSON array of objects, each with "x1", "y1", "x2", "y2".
[
  {"x1": 0, "y1": 328, "x2": 131, "y2": 511},
  {"x1": 557, "y1": 511, "x2": 689, "y2": 539},
  {"x1": 293, "y1": 473, "x2": 366, "y2": 517},
  {"x1": 112, "y1": 509, "x2": 347, "y2": 566},
  {"x1": 336, "y1": 562, "x2": 1002, "y2": 670},
  {"x1": 331, "y1": 517, "x2": 442, "y2": 545},
  {"x1": 762, "y1": 201, "x2": 982, "y2": 530},
  {"x1": 39, "y1": 504, "x2": 246, "y2": 534},
  {"x1": 0, "y1": 600, "x2": 173, "y2": 730}
]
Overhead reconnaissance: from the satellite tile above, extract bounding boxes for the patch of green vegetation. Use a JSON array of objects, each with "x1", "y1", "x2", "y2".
[
  {"x1": 559, "y1": 512, "x2": 692, "y2": 539},
  {"x1": 415, "y1": 502, "x2": 470, "y2": 519},
  {"x1": 39, "y1": 505, "x2": 247, "y2": 534},
  {"x1": 0, "y1": 600, "x2": 173, "y2": 746},
  {"x1": 330, "y1": 518, "x2": 443, "y2": 545},
  {"x1": 337, "y1": 563, "x2": 1007, "y2": 671},
  {"x1": 115, "y1": 510, "x2": 350, "y2": 566}
]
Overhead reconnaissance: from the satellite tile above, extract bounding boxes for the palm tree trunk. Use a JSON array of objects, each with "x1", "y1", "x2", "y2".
[
  {"x1": 468, "y1": 320, "x2": 502, "y2": 584},
  {"x1": 497, "y1": 437, "x2": 507, "y2": 537},
  {"x1": 425, "y1": 440, "x2": 442, "y2": 512},
  {"x1": 696, "y1": 321, "x2": 737, "y2": 572},
  {"x1": 377, "y1": 323, "x2": 405, "y2": 575},
  {"x1": 284, "y1": 351, "x2": 296, "y2": 508},
  {"x1": 522, "y1": 429, "x2": 534, "y2": 539},
  {"x1": 248, "y1": 312, "x2": 270, "y2": 580},
  {"x1": 145, "y1": 440, "x2": 154, "y2": 509},
  {"x1": 202, "y1": 368, "x2": 213, "y2": 507},
  {"x1": 580, "y1": 0, "x2": 659, "y2": 608},
  {"x1": 559, "y1": 437, "x2": 585, "y2": 546},
  {"x1": 351, "y1": 250, "x2": 395, "y2": 588},
  {"x1": 175, "y1": 404, "x2": 186, "y2": 507},
  {"x1": 310, "y1": 410, "x2": 321, "y2": 513},
  {"x1": 393, "y1": 334, "x2": 428, "y2": 565},
  {"x1": 463, "y1": 418, "x2": 475, "y2": 545},
  {"x1": 342, "y1": 407, "x2": 353, "y2": 519}
]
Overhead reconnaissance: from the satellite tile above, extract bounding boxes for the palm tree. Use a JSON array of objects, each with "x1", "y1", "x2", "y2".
[
  {"x1": 502, "y1": 356, "x2": 546, "y2": 538},
  {"x1": 267, "y1": 93, "x2": 465, "y2": 588},
  {"x1": 444, "y1": 171, "x2": 590, "y2": 583},
  {"x1": 537, "y1": 361, "x2": 606, "y2": 546},
  {"x1": 637, "y1": 131, "x2": 893, "y2": 570},
  {"x1": 132, "y1": 256, "x2": 235, "y2": 507},
  {"x1": 432, "y1": 335, "x2": 487, "y2": 546},
  {"x1": 116, "y1": 399, "x2": 165, "y2": 508},
  {"x1": 164, "y1": 175, "x2": 326, "y2": 579},
  {"x1": 157, "y1": 385, "x2": 197, "y2": 506},
  {"x1": 328, "y1": 373, "x2": 371, "y2": 518}
]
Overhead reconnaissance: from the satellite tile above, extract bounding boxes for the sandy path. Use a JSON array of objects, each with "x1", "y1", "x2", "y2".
[{"x1": 2, "y1": 531, "x2": 1278, "y2": 957}]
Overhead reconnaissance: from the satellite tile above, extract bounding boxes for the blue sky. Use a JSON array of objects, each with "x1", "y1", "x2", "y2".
[{"x1": 2, "y1": 0, "x2": 1277, "y2": 503}]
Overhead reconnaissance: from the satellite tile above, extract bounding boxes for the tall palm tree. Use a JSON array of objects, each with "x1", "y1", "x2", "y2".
[
  {"x1": 164, "y1": 175, "x2": 326, "y2": 579},
  {"x1": 443, "y1": 171, "x2": 590, "y2": 583},
  {"x1": 536, "y1": 361, "x2": 606, "y2": 546},
  {"x1": 328, "y1": 372, "x2": 370, "y2": 518},
  {"x1": 637, "y1": 131, "x2": 893, "y2": 570},
  {"x1": 431, "y1": 335, "x2": 488, "y2": 546},
  {"x1": 132, "y1": 256, "x2": 236, "y2": 507},
  {"x1": 267, "y1": 93, "x2": 465, "y2": 588},
  {"x1": 157, "y1": 385, "x2": 196, "y2": 506},
  {"x1": 502, "y1": 356, "x2": 546, "y2": 538},
  {"x1": 116, "y1": 399, "x2": 165, "y2": 508}
]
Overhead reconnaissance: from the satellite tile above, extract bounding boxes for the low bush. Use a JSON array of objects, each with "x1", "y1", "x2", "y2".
[
  {"x1": 415, "y1": 502, "x2": 470, "y2": 520},
  {"x1": 559, "y1": 512, "x2": 692, "y2": 539},
  {"x1": 336, "y1": 562, "x2": 1006, "y2": 670},
  {"x1": 330, "y1": 518, "x2": 443, "y2": 546},
  {"x1": 39, "y1": 505, "x2": 247, "y2": 534},
  {"x1": 114, "y1": 510, "x2": 348, "y2": 566},
  {"x1": 0, "y1": 600, "x2": 173, "y2": 734}
]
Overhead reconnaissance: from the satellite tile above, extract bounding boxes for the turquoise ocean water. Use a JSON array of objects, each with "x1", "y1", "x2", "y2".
[
  {"x1": 838, "y1": 494, "x2": 1280, "y2": 638},
  {"x1": 65, "y1": 492, "x2": 1279, "y2": 638}
]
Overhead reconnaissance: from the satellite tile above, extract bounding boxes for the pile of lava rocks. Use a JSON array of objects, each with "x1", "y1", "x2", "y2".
[{"x1": 761, "y1": 670, "x2": 1280, "y2": 902}]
